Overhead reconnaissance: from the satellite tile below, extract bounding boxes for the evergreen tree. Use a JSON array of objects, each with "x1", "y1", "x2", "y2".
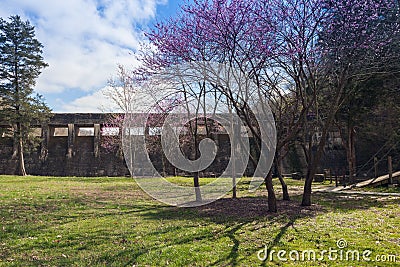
[{"x1": 0, "y1": 15, "x2": 51, "y2": 176}]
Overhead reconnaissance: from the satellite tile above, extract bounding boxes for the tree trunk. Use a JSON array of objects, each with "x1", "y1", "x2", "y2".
[
  {"x1": 17, "y1": 136, "x2": 27, "y2": 176},
  {"x1": 161, "y1": 152, "x2": 167, "y2": 177},
  {"x1": 278, "y1": 175, "x2": 290, "y2": 201},
  {"x1": 193, "y1": 133, "x2": 202, "y2": 202},
  {"x1": 276, "y1": 158, "x2": 290, "y2": 200},
  {"x1": 301, "y1": 132, "x2": 325, "y2": 206},
  {"x1": 264, "y1": 170, "x2": 277, "y2": 212},
  {"x1": 193, "y1": 172, "x2": 202, "y2": 202},
  {"x1": 348, "y1": 125, "x2": 356, "y2": 183},
  {"x1": 301, "y1": 128, "x2": 328, "y2": 206},
  {"x1": 301, "y1": 168, "x2": 314, "y2": 206}
]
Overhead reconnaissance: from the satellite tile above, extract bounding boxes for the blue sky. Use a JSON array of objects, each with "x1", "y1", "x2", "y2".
[{"x1": 0, "y1": 0, "x2": 183, "y2": 112}]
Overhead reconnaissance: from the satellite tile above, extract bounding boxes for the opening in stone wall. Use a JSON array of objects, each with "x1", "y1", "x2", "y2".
[
  {"x1": 53, "y1": 127, "x2": 68, "y2": 136},
  {"x1": 77, "y1": 127, "x2": 95, "y2": 136},
  {"x1": 125, "y1": 127, "x2": 145, "y2": 136},
  {"x1": 101, "y1": 127, "x2": 120, "y2": 136}
]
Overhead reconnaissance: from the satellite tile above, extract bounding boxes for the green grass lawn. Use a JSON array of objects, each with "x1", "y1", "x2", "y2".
[
  {"x1": 0, "y1": 175, "x2": 399, "y2": 266},
  {"x1": 352, "y1": 184, "x2": 400, "y2": 194}
]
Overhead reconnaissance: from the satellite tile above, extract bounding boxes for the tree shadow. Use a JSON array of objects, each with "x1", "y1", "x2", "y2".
[
  {"x1": 13, "y1": 187, "x2": 393, "y2": 266},
  {"x1": 136, "y1": 192, "x2": 399, "y2": 266},
  {"x1": 135, "y1": 197, "x2": 323, "y2": 266},
  {"x1": 139, "y1": 197, "x2": 323, "y2": 223}
]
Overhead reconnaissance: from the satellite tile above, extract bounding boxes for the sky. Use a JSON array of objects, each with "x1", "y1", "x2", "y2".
[{"x1": 0, "y1": 0, "x2": 183, "y2": 113}]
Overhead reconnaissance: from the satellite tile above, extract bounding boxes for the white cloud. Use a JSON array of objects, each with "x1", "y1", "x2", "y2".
[
  {"x1": 0, "y1": 0, "x2": 167, "y2": 111},
  {"x1": 58, "y1": 87, "x2": 120, "y2": 113},
  {"x1": 58, "y1": 86, "x2": 156, "y2": 113}
]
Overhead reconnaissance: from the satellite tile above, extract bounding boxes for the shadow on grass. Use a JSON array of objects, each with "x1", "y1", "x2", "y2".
[
  {"x1": 136, "y1": 193, "x2": 399, "y2": 266},
  {"x1": 312, "y1": 191, "x2": 400, "y2": 212},
  {"x1": 138, "y1": 196, "x2": 323, "y2": 224},
  {"x1": 2, "y1": 182, "x2": 399, "y2": 266},
  {"x1": 134, "y1": 197, "x2": 322, "y2": 266}
]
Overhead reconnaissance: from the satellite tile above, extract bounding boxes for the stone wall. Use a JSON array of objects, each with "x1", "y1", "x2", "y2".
[
  {"x1": 0, "y1": 113, "x2": 237, "y2": 177},
  {"x1": 0, "y1": 113, "x2": 349, "y2": 177},
  {"x1": 0, "y1": 114, "x2": 130, "y2": 176}
]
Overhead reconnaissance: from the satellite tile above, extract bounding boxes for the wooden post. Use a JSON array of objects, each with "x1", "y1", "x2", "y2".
[
  {"x1": 388, "y1": 156, "x2": 393, "y2": 185},
  {"x1": 231, "y1": 109, "x2": 237, "y2": 199},
  {"x1": 335, "y1": 174, "x2": 338, "y2": 187},
  {"x1": 374, "y1": 157, "x2": 378, "y2": 178},
  {"x1": 67, "y1": 124, "x2": 75, "y2": 158},
  {"x1": 94, "y1": 124, "x2": 100, "y2": 158},
  {"x1": 329, "y1": 169, "x2": 332, "y2": 184}
]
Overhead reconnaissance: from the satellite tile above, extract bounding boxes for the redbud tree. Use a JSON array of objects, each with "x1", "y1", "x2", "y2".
[{"x1": 136, "y1": 0, "x2": 400, "y2": 209}]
